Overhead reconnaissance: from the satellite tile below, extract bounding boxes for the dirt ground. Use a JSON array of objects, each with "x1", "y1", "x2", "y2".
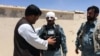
[{"x1": 0, "y1": 17, "x2": 87, "y2": 56}]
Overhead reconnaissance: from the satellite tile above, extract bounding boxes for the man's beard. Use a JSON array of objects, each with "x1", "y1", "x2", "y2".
[{"x1": 87, "y1": 16, "x2": 95, "y2": 21}]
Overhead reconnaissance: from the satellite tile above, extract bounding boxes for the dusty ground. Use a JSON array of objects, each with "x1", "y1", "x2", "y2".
[{"x1": 0, "y1": 17, "x2": 87, "y2": 56}]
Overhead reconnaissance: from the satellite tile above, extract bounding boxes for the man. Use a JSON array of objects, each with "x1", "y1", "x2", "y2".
[
  {"x1": 38, "y1": 11, "x2": 67, "y2": 56},
  {"x1": 13, "y1": 4, "x2": 56, "y2": 56},
  {"x1": 75, "y1": 6, "x2": 99, "y2": 56}
]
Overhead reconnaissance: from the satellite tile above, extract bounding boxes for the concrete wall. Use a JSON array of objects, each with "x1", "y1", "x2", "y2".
[
  {"x1": 0, "y1": 5, "x2": 84, "y2": 20},
  {"x1": 0, "y1": 6, "x2": 25, "y2": 18},
  {"x1": 40, "y1": 9, "x2": 75, "y2": 20}
]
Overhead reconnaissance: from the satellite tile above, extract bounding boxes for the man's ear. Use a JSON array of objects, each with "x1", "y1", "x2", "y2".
[{"x1": 95, "y1": 13, "x2": 99, "y2": 17}]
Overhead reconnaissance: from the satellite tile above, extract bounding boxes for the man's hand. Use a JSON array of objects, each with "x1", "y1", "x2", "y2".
[
  {"x1": 75, "y1": 48, "x2": 79, "y2": 54},
  {"x1": 47, "y1": 36, "x2": 56, "y2": 45}
]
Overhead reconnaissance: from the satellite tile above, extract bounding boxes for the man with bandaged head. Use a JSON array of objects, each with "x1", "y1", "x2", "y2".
[{"x1": 38, "y1": 11, "x2": 67, "y2": 56}]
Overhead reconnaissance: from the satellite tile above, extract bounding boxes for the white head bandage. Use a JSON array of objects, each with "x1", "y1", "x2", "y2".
[{"x1": 46, "y1": 11, "x2": 57, "y2": 20}]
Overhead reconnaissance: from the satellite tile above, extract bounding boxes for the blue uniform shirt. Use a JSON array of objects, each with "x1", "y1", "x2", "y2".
[
  {"x1": 38, "y1": 24, "x2": 67, "y2": 56},
  {"x1": 75, "y1": 20, "x2": 99, "y2": 56}
]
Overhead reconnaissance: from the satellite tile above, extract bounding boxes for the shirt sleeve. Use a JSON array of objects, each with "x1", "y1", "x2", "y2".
[
  {"x1": 35, "y1": 27, "x2": 41, "y2": 34},
  {"x1": 59, "y1": 27, "x2": 67, "y2": 54},
  {"x1": 75, "y1": 23, "x2": 84, "y2": 48},
  {"x1": 18, "y1": 24, "x2": 48, "y2": 50}
]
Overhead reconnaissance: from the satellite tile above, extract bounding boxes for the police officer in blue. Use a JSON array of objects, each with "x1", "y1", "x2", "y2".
[
  {"x1": 38, "y1": 11, "x2": 67, "y2": 56},
  {"x1": 75, "y1": 6, "x2": 99, "y2": 56}
]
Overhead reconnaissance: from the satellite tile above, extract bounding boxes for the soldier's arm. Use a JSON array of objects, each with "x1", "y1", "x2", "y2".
[
  {"x1": 75, "y1": 23, "x2": 84, "y2": 54},
  {"x1": 75, "y1": 23, "x2": 84, "y2": 49},
  {"x1": 59, "y1": 27, "x2": 67, "y2": 55}
]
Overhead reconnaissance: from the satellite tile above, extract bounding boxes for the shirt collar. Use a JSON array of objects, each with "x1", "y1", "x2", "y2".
[
  {"x1": 87, "y1": 19, "x2": 97, "y2": 25},
  {"x1": 93, "y1": 20, "x2": 97, "y2": 26}
]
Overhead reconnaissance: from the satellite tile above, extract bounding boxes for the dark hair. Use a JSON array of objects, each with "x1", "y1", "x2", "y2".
[
  {"x1": 25, "y1": 4, "x2": 42, "y2": 16},
  {"x1": 87, "y1": 6, "x2": 99, "y2": 13}
]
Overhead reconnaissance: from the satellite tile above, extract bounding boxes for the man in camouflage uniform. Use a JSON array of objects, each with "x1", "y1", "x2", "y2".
[{"x1": 75, "y1": 6, "x2": 99, "y2": 56}]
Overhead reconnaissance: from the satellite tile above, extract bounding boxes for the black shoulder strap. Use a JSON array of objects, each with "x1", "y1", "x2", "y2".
[
  {"x1": 42, "y1": 25, "x2": 47, "y2": 30},
  {"x1": 41, "y1": 25, "x2": 48, "y2": 36},
  {"x1": 77, "y1": 22, "x2": 86, "y2": 35},
  {"x1": 54, "y1": 24, "x2": 60, "y2": 35},
  {"x1": 77, "y1": 22, "x2": 86, "y2": 39},
  {"x1": 30, "y1": 25, "x2": 36, "y2": 33}
]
